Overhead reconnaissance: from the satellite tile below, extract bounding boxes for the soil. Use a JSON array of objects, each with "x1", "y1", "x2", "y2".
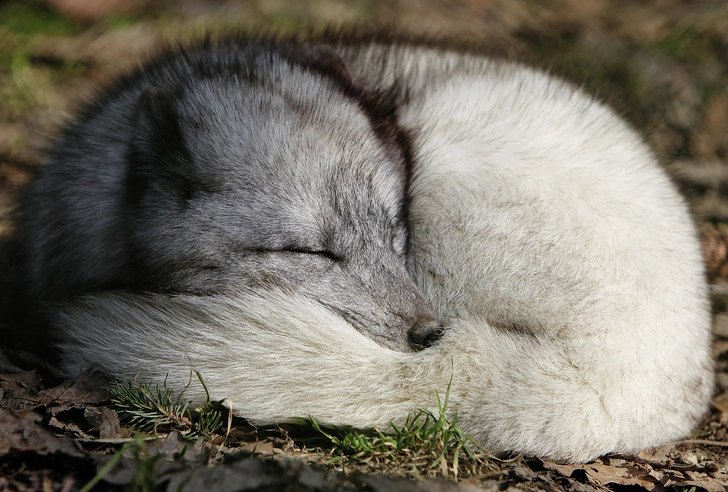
[{"x1": 3, "y1": 0, "x2": 728, "y2": 490}]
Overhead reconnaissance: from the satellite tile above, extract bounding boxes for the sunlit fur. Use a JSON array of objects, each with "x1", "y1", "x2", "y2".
[{"x1": 46, "y1": 40, "x2": 712, "y2": 463}]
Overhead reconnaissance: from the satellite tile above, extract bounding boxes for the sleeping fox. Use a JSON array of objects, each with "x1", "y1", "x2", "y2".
[{"x1": 8, "y1": 33, "x2": 713, "y2": 462}]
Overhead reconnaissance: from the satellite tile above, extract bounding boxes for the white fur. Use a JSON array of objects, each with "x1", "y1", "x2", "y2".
[{"x1": 53, "y1": 53, "x2": 713, "y2": 463}]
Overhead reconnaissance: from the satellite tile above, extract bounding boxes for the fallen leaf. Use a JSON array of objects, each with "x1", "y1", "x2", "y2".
[
  {"x1": 638, "y1": 442, "x2": 677, "y2": 466},
  {"x1": 84, "y1": 406, "x2": 127, "y2": 440},
  {"x1": 0, "y1": 371, "x2": 43, "y2": 412},
  {"x1": 0, "y1": 371, "x2": 41, "y2": 389},
  {"x1": 542, "y1": 459, "x2": 661, "y2": 490},
  {"x1": 241, "y1": 440, "x2": 276, "y2": 456},
  {"x1": 39, "y1": 370, "x2": 110, "y2": 408},
  {"x1": 657, "y1": 469, "x2": 727, "y2": 492},
  {"x1": 0, "y1": 407, "x2": 83, "y2": 457},
  {"x1": 49, "y1": 415, "x2": 95, "y2": 440}
]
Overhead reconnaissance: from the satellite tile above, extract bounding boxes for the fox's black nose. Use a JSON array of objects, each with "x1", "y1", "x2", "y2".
[{"x1": 408, "y1": 318, "x2": 444, "y2": 350}]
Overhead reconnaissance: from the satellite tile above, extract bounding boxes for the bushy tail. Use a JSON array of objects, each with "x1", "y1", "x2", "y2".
[
  {"x1": 55, "y1": 290, "x2": 437, "y2": 427},
  {"x1": 52, "y1": 286, "x2": 710, "y2": 463}
]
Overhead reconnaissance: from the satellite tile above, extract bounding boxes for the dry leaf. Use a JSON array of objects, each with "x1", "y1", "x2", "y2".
[
  {"x1": 239, "y1": 440, "x2": 276, "y2": 456},
  {"x1": 39, "y1": 370, "x2": 110, "y2": 408},
  {"x1": 542, "y1": 459, "x2": 660, "y2": 490},
  {"x1": 0, "y1": 371, "x2": 43, "y2": 412},
  {"x1": 84, "y1": 406, "x2": 127, "y2": 440},
  {"x1": 0, "y1": 407, "x2": 83, "y2": 457}
]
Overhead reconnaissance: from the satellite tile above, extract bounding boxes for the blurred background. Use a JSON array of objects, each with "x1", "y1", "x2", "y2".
[{"x1": 2, "y1": 1, "x2": 728, "y2": 235}]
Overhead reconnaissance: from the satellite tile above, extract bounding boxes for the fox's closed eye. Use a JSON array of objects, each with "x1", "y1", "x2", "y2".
[{"x1": 283, "y1": 248, "x2": 342, "y2": 262}]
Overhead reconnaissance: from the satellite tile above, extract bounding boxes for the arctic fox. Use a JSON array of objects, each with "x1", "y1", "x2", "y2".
[{"x1": 11, "y1": 34, "x2": 714, "y2": 462}]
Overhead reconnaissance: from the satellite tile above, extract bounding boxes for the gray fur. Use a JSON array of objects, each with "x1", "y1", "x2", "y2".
[{"x1": 13, "y1": 40, "x2": 439, "y2": 351}]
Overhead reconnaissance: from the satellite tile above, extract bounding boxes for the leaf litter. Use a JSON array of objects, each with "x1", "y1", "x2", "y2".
[{"x1": 3, "y1": 364, "x2": 728, "y2": 491}]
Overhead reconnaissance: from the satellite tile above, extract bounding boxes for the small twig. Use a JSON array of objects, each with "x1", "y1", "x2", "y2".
[{"x1": 677, "y1": 439, "x2": 728, "y2": 447}]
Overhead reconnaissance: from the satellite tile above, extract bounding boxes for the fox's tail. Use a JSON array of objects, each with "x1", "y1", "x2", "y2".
[{"x1": 53, "y1": 286, "x2": 710, "y2": 463}]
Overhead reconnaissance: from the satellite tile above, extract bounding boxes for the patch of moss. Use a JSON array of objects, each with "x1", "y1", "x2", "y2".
[
  {"x1": 100, "y1": 13, "x2": 141, "y2": 30},
  {"x1": 713, "y1": 294, "x2": 728, "y2": 314},
  {"x1": 0, "y1": 50, "x2": 56, "y2": 118},
  {"x1": 653, "y1": 26, "x2": 719, "y2": 65},
  {"x1": 0, "y1": 1, "x2": 84, "y2": 74},
  {"x1": 0, "y1": 1, "x2": 83, "y2": 38}
]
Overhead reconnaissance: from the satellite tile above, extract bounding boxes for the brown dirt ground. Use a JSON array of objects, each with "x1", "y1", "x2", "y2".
[{"x1": 3, "y1": 0, "x2": 728, "y2": 490}]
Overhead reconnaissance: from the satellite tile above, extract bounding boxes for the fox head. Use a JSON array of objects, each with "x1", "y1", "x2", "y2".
[{"x1": 116, "y1": 43, "x2": 440, "y2": 351}]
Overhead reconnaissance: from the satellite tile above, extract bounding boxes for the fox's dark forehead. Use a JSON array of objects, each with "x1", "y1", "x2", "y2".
[
  {"x1": 174, "y1": 76, "x2": 407, "y2": 189},
  {"x1": 165, "y1": 73, "x2": 409, "y2": 249}
]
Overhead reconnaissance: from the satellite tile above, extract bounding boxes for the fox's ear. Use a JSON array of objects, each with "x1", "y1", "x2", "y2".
[
  {"x1": 305, "y1": 45, "x2": 352, "y2": 86},
  {"x1": 126, "y1": 86, "x2": 195, "y2": 206}
]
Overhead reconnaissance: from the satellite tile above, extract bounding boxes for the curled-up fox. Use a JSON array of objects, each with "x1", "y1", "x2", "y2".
[{"x1": 7, "y1": 32, "x2": 713, "y2": 462}]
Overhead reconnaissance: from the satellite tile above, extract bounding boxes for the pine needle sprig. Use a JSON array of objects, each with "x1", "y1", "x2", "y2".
[{"x1": 109, "y1": 371, "x2": 225, "y2": 439}]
